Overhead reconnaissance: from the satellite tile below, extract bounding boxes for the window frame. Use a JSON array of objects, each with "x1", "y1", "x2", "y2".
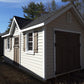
[
  {"x1": 7, "y1": 37, "x2": 10, "y2": 51},
  {"x1": 14, "y1": 37, "x2": 19, "y2": 45},
  {"x1": 25, "y1": 31, "x2": 34, "y2": 54}
]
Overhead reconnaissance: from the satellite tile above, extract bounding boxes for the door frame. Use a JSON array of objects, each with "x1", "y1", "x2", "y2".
[
  {"x1": 54, "y1": 28, "x2": 81, "y2": 77},
  {"x1": 14, "y1": 35, "x2": 19, "y2": 64}
]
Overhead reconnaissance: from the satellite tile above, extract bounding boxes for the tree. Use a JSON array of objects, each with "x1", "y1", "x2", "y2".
[
  {"x1": 5, "y1": 18, "x2": 13, "y2": 33},
  {"x1": 8, "y1": 18, "x2": 13, "y2": 28},
  {"x1": 51, "y1": 0, "x2": 57, "y2": 11},
  {"x1": 46, "y1": 0, "x2": 58, "y2": 12},
  {"x1": 22, "y1": 2, "x2": 45, "y2": 20},
  {"x1": 5, "y1": 2, "x2": 45, "y2": 33},
  {"x1": 37, "y1": 2, "x2": 46, "y2": 16},
  {"x1": 5, "y1": 28, "x2": 10, "y2": 33},
  {"x1": 47, "y1": 0, "x2": 51, "y2": 12}
]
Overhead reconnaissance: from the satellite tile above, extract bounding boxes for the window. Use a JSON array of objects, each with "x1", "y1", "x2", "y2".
[
  {"x1": 24, "y1": 31, "x2": 38, "y2": 53},
  {"x1": 6, "y1": 37, "x2": 12, "y2": 50},
  {"x1": 27, "y1": 33, "x2": 33, "y2": 50},
  {"x1": 7, "y1": 38, "x2": 10, "y2": 49},
  {"x1": 26, "y1": 32, "x2": 34, "y2": 53},
  {"x1": 15, "y1": 37, "x2": 19, "y2": 44}
]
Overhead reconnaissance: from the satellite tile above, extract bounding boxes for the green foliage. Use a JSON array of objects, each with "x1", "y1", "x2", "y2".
[
  {"x1": 47, "y1": 1, "x2": 51, "y2": 12},
  {"x1": 22, "y1": 2, "x2": 45, "y2": 20},
  {"x1": 8, "y1": 18, "x2": 13, "y2": 28},
  {"x1": 51, "y1": 0, "x2": 57, "y2": 11},
  {"x1": 47, "y1": 0, "x2": 58, "y2": 12},
  {"x1": 5, "y1": 18, "x2": 13, "y2": 33},
  {"x1": 75, "y1": 2, "x2": 81, "y2": 8},
  {"x1": 5, "y1": 28, "x2": 10, "y2": 33}
]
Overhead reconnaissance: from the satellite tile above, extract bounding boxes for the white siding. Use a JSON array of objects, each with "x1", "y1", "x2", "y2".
[
  {"x1": 4, "y1": 26, "x2": 45, "y2": 79},
  {"x1": 13, "y1": 27, "x2": 20, "y2": 36},
  {"x1": 20, "y1": 29, "x2": 44, "y2": 78},
  {"x1": 4, "y1": 26, "x2": 20, "y2": 62},
  {"x1": 4, "y1": 38, "x2": 14, "y2": 61}
]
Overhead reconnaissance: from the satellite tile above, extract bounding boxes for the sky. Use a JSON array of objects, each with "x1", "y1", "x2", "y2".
[{"x1": 0, "y1": 0, "x2": 68, "y2": 33}]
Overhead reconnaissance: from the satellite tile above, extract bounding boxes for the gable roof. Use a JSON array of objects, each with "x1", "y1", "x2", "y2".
[
  {"x1": 22, "y1": 3, "x2": 84, "y2": 30},
  {"x1": 2, "y1": 3, "x2": 84, "y2": 37},
  {"x1": 14, "y1": 16, "x2": 32, "y2": 29}
]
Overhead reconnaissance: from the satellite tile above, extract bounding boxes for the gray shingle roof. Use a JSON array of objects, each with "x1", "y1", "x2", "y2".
[
  {"x1": 14, "y1": 3, "x2": 84, "y2": 30},
  {"x1": 22, "y1": 12, "x2": 54, "y2": 29},
  {"x1": 14, "y1": 16, "x2": 32, "y2": 29},
  {"x1": 21, "y1": 3, "x2": 73, "y2": 29}
]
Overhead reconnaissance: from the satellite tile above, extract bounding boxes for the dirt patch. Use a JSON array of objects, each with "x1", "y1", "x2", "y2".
[
  {"x1": 0, "y1": 62, "x2": 84, "y2": 84},
  {"x1": 0, "y1": 62, "x2": 43, "y2": 84}
]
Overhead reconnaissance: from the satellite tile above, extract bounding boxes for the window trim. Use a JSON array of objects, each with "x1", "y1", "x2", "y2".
[
  {"x1": 25, "y1": 31, "x2": 34, "y2": 54},
  {"x1": 7, "y1": 37, "x2": 10, "y2": 51},
  {"x1": 14, "y1": 37, "x2": 19, "y2": 45}
]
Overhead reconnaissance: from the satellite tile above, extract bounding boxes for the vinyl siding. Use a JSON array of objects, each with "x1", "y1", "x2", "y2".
[
  {"x1": 4, "y1": 26, "x2": 45, "y2": 79},
  {"x1": 45, "y1": 10, "x2": 84, "y2": 79},
  {"x1": 20, "y1": 28, "x2": 44, "y2": 78},
  {"x1": 4, "y1": 27, "x2": 20, "y2": 62},
  {"x1": 13, "y1": 27, "x2": 20, "y2": 36},
  {"x1": 4, "y1": 38, "x2": 14, "y2": 61}
]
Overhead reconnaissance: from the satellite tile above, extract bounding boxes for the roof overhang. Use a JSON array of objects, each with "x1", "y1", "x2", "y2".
[
  {"x1": 2, "y1": 22, "x2": 45, "y2": 38},
  {"x1": 21, "y1": 22, "x2": 45, "y2": 32},
  {"x1": 45, "y1": 4, "x2": 84, "y2": 26},
  {"x1": 2, "y1": 34, "x2": 10, "y2": 38},
  {"x1": 72, "y1": 5, "x2": 84, "y2": 25},
  {"x1": 9, "y1": 17, "x2": 20, "y2": 35},
  {"x1": 2, "y1": 17, "x2": 21, "y2": 38}
]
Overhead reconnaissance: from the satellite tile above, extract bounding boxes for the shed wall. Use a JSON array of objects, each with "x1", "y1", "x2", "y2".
[
  {"x1": 20, "y1": 28, "x2": 45, "y2": 78},
  {"x1": 4, "y1": 26, "x2": 20, "y2": 63},
  {"x1": 4, "y1": 38, "x2": 14, "y2": 61},
  {"x1": 45, "y1": 10, "x2": 84, "y2": 79}
]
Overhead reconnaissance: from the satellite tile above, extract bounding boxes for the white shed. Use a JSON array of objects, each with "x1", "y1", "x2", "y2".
[{"x1": 2, "y1": 3, "x2": 84, "y2": 80}]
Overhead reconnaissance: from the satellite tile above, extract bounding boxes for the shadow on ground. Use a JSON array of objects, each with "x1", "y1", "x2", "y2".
[
  {"x1": 0, "y1": 62, "x2": 44, "y2": 84},
  {"x1": 1, "y1": 56, "x2": 84, "y2": 84}
]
